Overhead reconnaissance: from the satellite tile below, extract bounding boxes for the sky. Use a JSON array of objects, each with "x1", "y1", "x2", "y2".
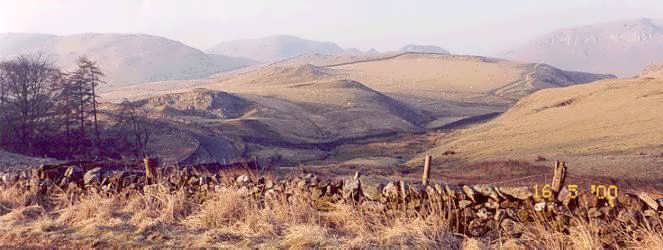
[{"x1": 1, "y1": 0, "x2": 663, "y2": 55}]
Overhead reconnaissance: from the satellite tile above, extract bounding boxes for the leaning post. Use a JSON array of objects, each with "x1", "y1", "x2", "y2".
[
  {"x1": 551, "y1": 160, "x2": 567, "y2": 193},
  {"x1": 422, "y1": 155, "x2": 432, "y2": 186}
]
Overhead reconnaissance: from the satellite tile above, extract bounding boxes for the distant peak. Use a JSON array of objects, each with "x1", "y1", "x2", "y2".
[{"x1": 399, "y1": 44, "x2": 449, "y2": 54}]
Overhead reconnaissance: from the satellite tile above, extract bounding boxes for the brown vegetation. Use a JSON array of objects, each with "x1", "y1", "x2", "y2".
[{"x1": 0, "y1": 162, "x2": 661, "y2": 248}]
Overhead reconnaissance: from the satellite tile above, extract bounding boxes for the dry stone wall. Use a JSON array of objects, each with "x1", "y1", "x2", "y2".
[{"x1": 1, "y1": 160, "x2": 662, "y2": 244}]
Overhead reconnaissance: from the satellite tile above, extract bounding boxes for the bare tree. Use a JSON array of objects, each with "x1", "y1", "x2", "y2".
[
  {"x1": 116, "y1": 99, "x2": 152, "y2": 158},
  {"x1": 0, "y1": 54, "x2": 60, "y2": 154}
]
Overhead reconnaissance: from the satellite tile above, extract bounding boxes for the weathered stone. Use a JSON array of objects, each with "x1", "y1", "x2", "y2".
[
  {"x1": 361, "y1": 181, "x2": 383, "y2": 201},
  {"x1": 236, "y1": 175, "x2": 250, "y2": 184},
  {"x1": 498, "y1": 187, "x2": 532, "y2": 200},
  {"x1": 463, "y1": 185, "x2": 476, "y2": 202},
  {"x1": 473, "y1": 184, "x2": 499, "y2": 200},
  {"x1": 637, "y1": 192, "x2": 659, "y2": 210},
  {"x1": 83, "y1": 167, "x2": 103, "y2": 185},
  {"x1": 382, "y1": 182, "x2": 399, "y2": 200},
  {"x1": 459, "y1": 200, "x2": 472, "y2": 209}
]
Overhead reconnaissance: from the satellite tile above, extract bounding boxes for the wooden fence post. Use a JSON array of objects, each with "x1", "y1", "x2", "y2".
[
  {"x1": 551, "y1": 161, "x2": 567, "y2": 193},
  {"x1": 399, "y1": 180, "x2": 407, "y2": 203},
  {"x1": 422, "y1": 155, "x2": 432, "y2": 186},
  {"x1": 144, "y1": 157, "x2": 159, "y2": 185}
]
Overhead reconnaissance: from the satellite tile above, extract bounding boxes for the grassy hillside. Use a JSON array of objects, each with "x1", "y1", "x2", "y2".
[{"x1": 420, "y1": 70, "x2": 663, "y2": 178}]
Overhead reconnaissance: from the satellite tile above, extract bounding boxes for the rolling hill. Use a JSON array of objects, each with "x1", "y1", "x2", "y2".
[
  {"x1": 325, "y1": 53, "x2": 614, "y2": 126},
  {"x1": 504, "y1": 18, "x2": 663, "y2": 77},
  {"x1": 102, "y1": 78, "x2": 432, "y2": 164},
  {"x1": 100, "y1": 52, "x2": 612, "y2": 165},
  {"x1": 0, "y1": 33, "x2": 256, "y2": 86},
  {"x1": 206, "y1": 35, "x2": 345, "y2": 62},
  {"x1": 420, "y1": 67, "x2": 663, "y2": 179}
]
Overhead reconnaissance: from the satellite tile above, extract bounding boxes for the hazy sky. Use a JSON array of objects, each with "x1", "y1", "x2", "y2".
[{"x1": 1, "y1": 0, "x2": 663, "y2": 55}]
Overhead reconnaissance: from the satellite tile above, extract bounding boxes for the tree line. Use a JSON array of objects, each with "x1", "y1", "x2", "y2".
[{"x1": 0, "y1": 54, "x2": 151, "y2": 160}]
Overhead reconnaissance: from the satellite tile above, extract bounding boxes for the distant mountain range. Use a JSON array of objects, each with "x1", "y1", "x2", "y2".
[
  {"x1": 207, "y1": 35, "x2": 452, "y2": 63},
  {"x1": 206, "y1": 35, "x2": 347, "y2": 62},
  {"x1": 504, "y1": 18, "x2": 663, "y2": 76},
  {"x1": 0, "y1": 33, "x2": 256, "y2": 86},
  {"x1": 0, "y1": 32, "x2": 458, "y2": 86}
]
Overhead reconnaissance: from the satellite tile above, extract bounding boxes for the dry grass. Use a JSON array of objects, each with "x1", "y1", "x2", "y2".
[
  {"x1": 0, "y1": 182, "x2": 660, "y2": 249},
  {"x1": 425, "y1": 75, "x2": 663, "y2": 179}
]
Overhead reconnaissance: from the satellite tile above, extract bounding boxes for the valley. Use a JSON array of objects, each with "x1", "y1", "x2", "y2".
[{"x1": 94, "y1": 52, "x2": 613, "y2": 171}]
